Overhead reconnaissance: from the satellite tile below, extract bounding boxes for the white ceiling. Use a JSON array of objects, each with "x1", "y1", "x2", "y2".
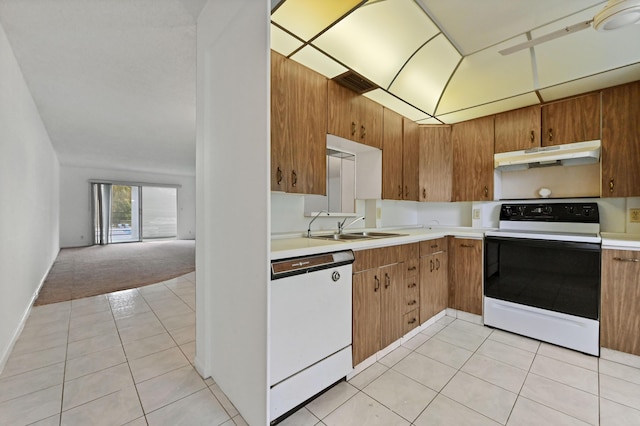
[
  {"x1": 0, "y1": 0, "x2": 207, "y2": 176},
  {"x1": 272, "y1": 0, "x2": 640, "y2": 124},
  {"x1": 1, "y1": 0, "x2": 639, "y2": 177}
]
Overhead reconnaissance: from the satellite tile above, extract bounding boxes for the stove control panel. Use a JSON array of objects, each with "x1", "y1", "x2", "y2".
[{"x1": 499, "y1": 202, "x2": 599, "y2": 223}]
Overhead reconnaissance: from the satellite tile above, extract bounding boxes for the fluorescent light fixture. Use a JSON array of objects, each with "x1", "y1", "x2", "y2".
[{"x1": 271, "y1": 0, "x2": 363, "y2": 41}]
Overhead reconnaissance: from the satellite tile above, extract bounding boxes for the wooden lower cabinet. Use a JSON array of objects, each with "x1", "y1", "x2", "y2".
[
  {"x1": 601, "y1": 249, "x2": 640, "y2": 356},
  {"x1": 449, "y1": 237, "x2": 483, "y2": 315},
  {"x1": 419, "y1": 240, "x2": 448, "y2": 323},
  {"x1": 352, "y1": 245, "x2": 412, "y2": 366}
]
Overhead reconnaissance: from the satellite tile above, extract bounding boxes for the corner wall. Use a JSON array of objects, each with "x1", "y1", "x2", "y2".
[
  {"x1": 0, "y1": 21, "x2": 60, "y2": 370},
  {"x1": 59, "y1": 165, "x2": 196, "y2": 247}
]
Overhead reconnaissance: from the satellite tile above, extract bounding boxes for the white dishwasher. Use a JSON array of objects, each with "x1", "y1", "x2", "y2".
[{"x1": 270, "y1": 250, "x2": 354, "y2": 422}]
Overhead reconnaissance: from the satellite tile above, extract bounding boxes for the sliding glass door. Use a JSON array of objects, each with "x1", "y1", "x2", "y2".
[{"x1": 93, "y1": 182, "x2": 177, "y2": 244}]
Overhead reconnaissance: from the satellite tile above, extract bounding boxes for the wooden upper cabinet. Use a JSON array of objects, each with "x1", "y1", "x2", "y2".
[
  {"x1": 601, "y1": 249, "x2": 640, "y2": 356},
  {"x1": 402, "y1": 118, "x2": 420, "y2": 201},
  {"x1": 419, "y1": 126, "x2": 452, "y2": 202},
  {"x1": 451, "y1": 115, "x2": 494, "y2": 202},
  {"x1": 382, "y1": 108, "x2": 404, "y2": 200},
  {"x1": 602, "y1": 81, "x2": 640, "y2": 198},
  {"x1": 541, "y1": 93, "x2": 600, "y2": 146},
  {"x1": 327, "y1": 80, "x2": 382, "y2": 149},
  {"x1": 494, "y1": 105, "x2": 541, "y2": 153},
  {"x1": 271, "y1": 51, "x2": 327, "y2": 195}
]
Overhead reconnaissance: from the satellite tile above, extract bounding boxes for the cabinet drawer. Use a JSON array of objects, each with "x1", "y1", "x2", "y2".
[
  {"x1": 420, "y1": 238, "x2": 446, "y2": 256},
  {"x1": 398, "y1": 243, "x2": 419, "y2": 261},
  {"x1": 403, "y1": 309, "x2": 420, "y2": 334},
  {"x1": 404, "y1": 258, "x2": 419, "y2": 278},
  {"x1": 353, "y1": 246, "x2": 398, "y2": 272}
]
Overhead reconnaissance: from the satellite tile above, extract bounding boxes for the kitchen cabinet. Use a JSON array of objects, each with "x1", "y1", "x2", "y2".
[
  {"x1": 451, "y1": 115, "x2": 494, "y2": 201},
  {"x1": 419, "y1": 238, "x2": 448, "y2": 323},
  {"x1": 400, "y1": 243, "x2": 420, "y2": 334},
  {"x1": 449, "y1": 237, "x2": 483, "y2": 315},
  {"x1": 601, "y1": 249, "x2": 640, "y2": 356},
  {"x1": 601, "y1": 81, "x2": 640, "y2": 198},
  {"x1": 494, "y1": 105, "x2": 541, "y2": 153},
  {"x1": 419, "y1": 126, "x2": 452, "y2": 202},
  {"x1": 271, "y1": 51, "x2": 327, "y2": 195},
  {"x1": 541, "y1": 92, "x2": 600, "y2": 146},
  {"x1": 382, "y1": 108, "x2": 404, "y2": 200},
  {"x1": 351, "y1": 244, "x2": 409, "y2": 365},
  {"x1": 327, "y1": 80, "x2": 383, "y2": 149},
  {"x1": 402, "y1": 118, "x2": 420, "y2": 201}
]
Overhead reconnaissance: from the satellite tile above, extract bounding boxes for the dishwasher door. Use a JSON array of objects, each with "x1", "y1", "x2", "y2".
[{"x1": 270, "y1": 262, "x2": 352, "y2": 386}]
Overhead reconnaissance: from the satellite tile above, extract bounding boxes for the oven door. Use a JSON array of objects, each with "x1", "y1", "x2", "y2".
[{"x1": 484, "y1": 236, "x2": 601, "y2": 320}]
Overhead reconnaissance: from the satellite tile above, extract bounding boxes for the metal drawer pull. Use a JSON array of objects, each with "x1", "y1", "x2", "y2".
[
  {"x1": 408, "y1": 266, "x2": 417, "y2": 271},
  {"x1": 408, "y1": 282, "x2": 417, "y2": 288},
  {"x1": 435, "y1": 258, "x2": 440, "y2": 270},
  {"x1": 408, "y1": 318, "x2": 417, "y2": 325},
  {"x1": 460, "y1": 244, "x2": 474, "y2": 248},
  {"x1": 351, "y1": 122, "x2": 356, "y2": 136},
  {"x1": 613, "y1": 257, "x2": 639, "y2": 262},
  {"x1": 384, "y1": 273, "x2": 391, "y2": 289},
  {"x1": 276, "y1": 167, "x2": 283, "y2": 185},
  {"x1": 430, "y1": 244, "x2": 438, "y2": 249},
  {"x1": 430, "y1": 259, "x2": 434, "y2": 272},
  {"x1": 374, "y1": 275, "x2": 380, "y2": 292},
  {"x1": 408, "y1": 300, "x2": 417, "y2": 306},
  {"x1": 530, "y1": 130, "x2": 535, "y2": 142}
]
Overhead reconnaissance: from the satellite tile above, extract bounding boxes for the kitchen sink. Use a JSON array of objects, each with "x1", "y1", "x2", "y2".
[{"x1": 309, "y1": 231, "x2": 407, "y2": 241}]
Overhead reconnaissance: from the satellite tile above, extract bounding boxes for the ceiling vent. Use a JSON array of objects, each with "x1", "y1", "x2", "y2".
[{"x1": 332, "y1": 70, "x2": 378, "y2": 94}]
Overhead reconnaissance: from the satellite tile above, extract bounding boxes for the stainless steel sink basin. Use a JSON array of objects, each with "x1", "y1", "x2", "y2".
[{"x1": 309, "y1": 231, "x2": 407, "y2": 241}]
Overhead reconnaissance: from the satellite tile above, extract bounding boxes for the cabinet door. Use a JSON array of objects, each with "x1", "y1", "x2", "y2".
[
  {"x1": 419, "y1": 250, "x2": 448, "y2": 323},
  {"x1": 359, "y1": 96, "x2": 383, "y2": 149},
  {"x1": 382, "y1": 108, "x2": 404, "y2": 200},
  {"x1": 402, "y1": 118, "x2": 420, "y2": 201},
  {"x1": 452, "y1": 116, "x2": 494, "y2": 201},
  {"x1": 419, "y1": 126, "x2": 452, "y2": 202},
  {"x1": 601, "y1": 250, "x2": 640, "y2": 356},
  {"x1": 288, "y1": 59, "x2": 327, "y2": 195},
  {"x1": 449, "y1": 238, "x2": 483, "y2": 315},
  {"x1": 380, "y1": 263, "x2": 404, "y2": 349},
  {"x1": 352, "y1": 269, "x2": 381, "y2": 366},
  {"x1": 328, "y1": 80, "x2": 359, "y2": 141},
  {"x1": 602, "y1": 81, "x2": 640, "y2": 198},
  {"x1": 270, "y1": 50, "x2": 291, "y2": 191},
  {"x1": 541, "y1": 93, "x2": 600, "y2": 146},
  {"x1": 494, "y1": 105, "x2": 541, "y2": 153}
]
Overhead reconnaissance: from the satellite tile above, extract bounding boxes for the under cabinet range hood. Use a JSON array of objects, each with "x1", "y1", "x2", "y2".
[{"x1": 494, "y1": 140, "x2": 601, "y2": 171}]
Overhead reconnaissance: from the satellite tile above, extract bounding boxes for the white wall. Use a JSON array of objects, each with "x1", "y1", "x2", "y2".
[
  {"x1": 59, "y1": 165, "x2": 195, "y2": 247},
  {"x1": 196, "y1": 1, "x2": 270, "y2": 425},
  {"x1": 0, "y1": 21, "x2": 60, "y2": 370}
]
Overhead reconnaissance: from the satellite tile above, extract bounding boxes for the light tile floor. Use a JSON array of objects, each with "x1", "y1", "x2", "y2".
[{"x1": 2, "y1": 274, "x2": 640, "y2": 425}]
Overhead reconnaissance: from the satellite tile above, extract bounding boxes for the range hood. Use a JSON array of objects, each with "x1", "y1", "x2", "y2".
[{"x1": 494, "y1": 140, "x2": 601, "y2": 171}]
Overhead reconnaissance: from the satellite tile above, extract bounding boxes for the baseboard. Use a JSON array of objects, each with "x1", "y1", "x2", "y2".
[{"x1": 0, "y1": 251, "x2": 58, "y2": 374}]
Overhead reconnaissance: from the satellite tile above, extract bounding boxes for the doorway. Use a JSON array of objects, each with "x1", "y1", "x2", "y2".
[{"x1": 93, "y1": 182, "x2": 178, "y2": 244}]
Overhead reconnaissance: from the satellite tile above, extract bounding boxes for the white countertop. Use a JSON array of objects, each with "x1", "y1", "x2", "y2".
[
  {"x1": 600, "y1": 233, "x2": 640, "y2": 250},
  {"x1": 271, "y1": 226, "x2": 491, "y2": 260}
]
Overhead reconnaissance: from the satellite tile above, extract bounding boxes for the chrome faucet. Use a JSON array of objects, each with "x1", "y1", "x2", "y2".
[
  {"x1": 307, "y1": 210, "x2": 329, "y2": 238},
  {"x1": 337, "y1": 216, "x2": 365, "y2": 234}
]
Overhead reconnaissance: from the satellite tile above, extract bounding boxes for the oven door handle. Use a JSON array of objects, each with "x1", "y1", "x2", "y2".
[{"x1": 484, "y1": 236, "x2": 601, "y2": 252}]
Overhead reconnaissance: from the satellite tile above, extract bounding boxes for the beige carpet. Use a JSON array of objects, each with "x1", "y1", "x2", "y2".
[{"x1": 35, "y1": 240, "x2": 195, "y2": 305}]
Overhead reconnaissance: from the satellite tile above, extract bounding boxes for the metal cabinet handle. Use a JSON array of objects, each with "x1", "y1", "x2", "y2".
[
  {"x1": 530, "y1": 130, "x2": 535, "y2": 143},
  {"x1": 408, "y1": 318, "x2": 417, "y2": 325},
  {"x1": 374, "y1": 275, "x2": 380, "y2": 292},
  {"x1": 408, "y1": 282, "x2": 417, "y2": 288},
  {"x1": 435, "y1": 258, "x2": 440, "y2": 270},
  {"x1": 408, "y1": 300, "x2": 417, "y2": 306},
  {"x1": 408, "y1": 266, "x2": 417, "y2": 271},
  {"x1": 609, "y1": 178, "x2": 615, "y2": 193},
  {"x1": 613, "y1": 257, "x2": 639, "y2": 262},
  {"x1": 430, "y1": 259, "x2": 434, "y2": 272},
  {"x1": 351, "y1": 121, "x2": 356, "y2": 136},
  {"x1": 398, "y1": 185, "x2": 402, "y2": 197},
  {"x1": 460, "y1": 243, "x2": 474, "y2": 248},
  {"x1": 360, "y1": 125, "x2": 366, "y2": 139},
  {"x1": 291, "y1": 170, "x2": 297, "y2": 187},
  {"x1": 384, "y1": 273, "x2": 391, "y2": 289},
  {"x1": 405, "y1": 186, "x2": 409, "y2": 198},
  {"x1": 430, "y1": 244, "x2": 438, "y2": 249},
  {"x1": 483, "y1": 185, "x2": 489, "y2": 197},
  {"x1": 276, "y1": 167, "x2": 283, "y2": 185},
  {"x1": 548, "y1": 128, "x2": 553, "y2": 142},
  {"x1": 422, "y1": 188, "x2": 426, "y2": 199}
]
